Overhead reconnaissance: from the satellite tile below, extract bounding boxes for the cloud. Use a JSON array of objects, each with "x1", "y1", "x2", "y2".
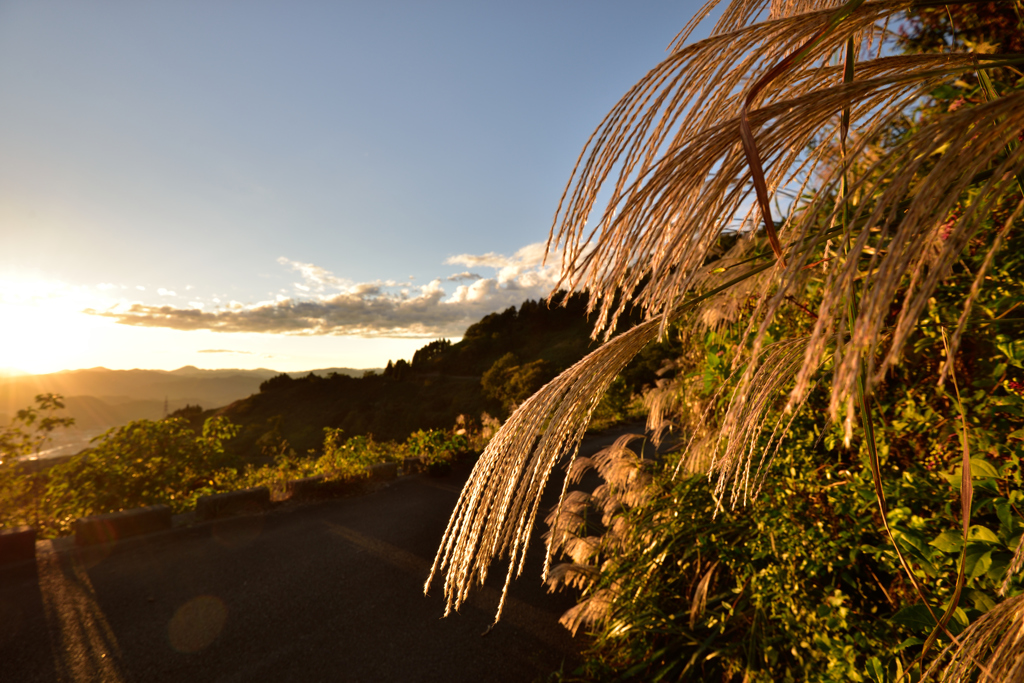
[
  {"x1": 158, "y1": 288, "x2": 177, "y2": 297},
  {"x1": 198, "y1": 349, "x2": 253, "y2": 355},
  {"x1": 277, "y1": 257, "x2": 349, "y2": 292},
  {"x1": 446, "y1": 271, "x2": 481, "y2": 282},
  {"x1": 446, "y1": 242, "x2": 548, "y2": 270},
  {"x1": 87, "y1": 242, "x2": 566, "y2": 338}
]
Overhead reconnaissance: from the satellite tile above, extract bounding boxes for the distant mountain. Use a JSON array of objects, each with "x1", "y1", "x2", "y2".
[
  {"x1": 0, "y1": 366, "x2": 374, "y2": 431},
  {"x1": 3, "y1": 291, "x2": 667, "y2": 465}
]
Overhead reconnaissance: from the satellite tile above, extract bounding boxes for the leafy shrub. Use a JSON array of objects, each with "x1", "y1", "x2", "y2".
[
  {"x1": 406, "y1": 428, "x2": 469, "y2": 474},
  {"x1": 42, "y1": 416, "x2": 240, "y2": 535}
]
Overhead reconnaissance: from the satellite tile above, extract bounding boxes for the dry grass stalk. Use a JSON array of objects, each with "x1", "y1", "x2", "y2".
[
  {"x1": 542, "y1": 435, "x2": 656, "y2": 635},
  {"x1": 424, "y1": 319, "x2": 663, "y2": 620},
  {"x1": 429, "y1": 0, "x2": 1024, "y2": 628},
  {"x1": 922, "y1": 594, "x2": 1024, "y2": 682}
]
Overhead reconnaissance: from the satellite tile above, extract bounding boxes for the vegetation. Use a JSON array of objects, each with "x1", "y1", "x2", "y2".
[
  {"x1": 0, "y1": 287, "x2": 659, "y2": 539},
  {"x1": 221, "y1": 292, "x2": 653, "y2": 457},
  {"x1": 0, "y1": 396, "x2": 474, "y2": 538},
  {"x1": 426, "y1": 0, "x2": 1024, "y2": 680}
]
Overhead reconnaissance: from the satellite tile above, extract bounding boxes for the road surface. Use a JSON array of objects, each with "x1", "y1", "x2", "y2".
[{"x1": 0, "y1": 424, "x2": 654, "y2": 682}]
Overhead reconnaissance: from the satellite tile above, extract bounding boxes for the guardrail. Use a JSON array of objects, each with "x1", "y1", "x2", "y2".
[
  {"x1": 74, "y1": 505, "x2": 173, "y2": 546},
  {"x1": 0, "y1": 526, "x2": 37, "y2": 567},
  {"x1": 195, "y1": 487, "x2": 271, "y2": 522},
  {"x1": 4, "y1": 459, "x2": 409, "y2": 563}
]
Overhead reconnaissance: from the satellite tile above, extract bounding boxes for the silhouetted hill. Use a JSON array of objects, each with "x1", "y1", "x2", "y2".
[
  {"x1": 411, "y1": 292, "x2": 596, "y2": 376},
  {"x1": 0, "y1": 366, "x2": 372, "y2": 439},
  {"x1": 216, "y1": 293, "x2": 608, "y2": 458}
]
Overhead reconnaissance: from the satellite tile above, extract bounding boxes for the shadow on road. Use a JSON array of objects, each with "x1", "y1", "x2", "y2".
[{"x1": 0, "y1": 423, "x2": 661, "y2": 682}]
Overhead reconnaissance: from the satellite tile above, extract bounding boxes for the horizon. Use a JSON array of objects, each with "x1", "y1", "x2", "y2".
[
  {"x1": 0, "y1": 362, "x2": 385, "y2": 378},
  {"x1": 0, "y1": 1, "x2": 709, "y2": 376}
]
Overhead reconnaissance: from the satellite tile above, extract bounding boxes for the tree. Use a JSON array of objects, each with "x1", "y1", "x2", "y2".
[
  {"x1": 259, "y1": 372, "x2": 294, "y2": 393},
  {"x1": 0, "y1": 393, "x2": 76, "y2": 465},
  {"x1": 0, "y1": 394, "x2": 75, "y2": 530},
  {"x1": 411, "y1": 338, "x2": 453, "y2": 372},
  {"x1": 481, "y1": 353, "x2": 555, "y2": 415},
  {"x1": 427, "y1": 0, "x2": 1024, "y2": 678}
]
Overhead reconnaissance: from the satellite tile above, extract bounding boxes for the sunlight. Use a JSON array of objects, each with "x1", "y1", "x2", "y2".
[{"x1": 0, "y1": 278, "x2": 98, "y2": 375}]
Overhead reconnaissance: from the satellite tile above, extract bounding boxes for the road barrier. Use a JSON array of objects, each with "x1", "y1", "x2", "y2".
[
  {"x1": 287, "y1": 475, "x2": 366, "y2": 500},
  {"x1": 0, "y1": 526, "x2": 36, "y2": 566},
  {"x1": 402, "y1": 456, "x2": 426, "y2": 475},
  {"x1": 196, "y1": 487, "x2": 271, "y2": 521},
  {"x1": 9, "y1": 461, "x2": 411, "y2": 555},
  {"x1": 74, "y1": 505, "x2": 173, "y2": 546},
  {"x1": 368, "y1": 462, "x2": 398, "y2": 481}
]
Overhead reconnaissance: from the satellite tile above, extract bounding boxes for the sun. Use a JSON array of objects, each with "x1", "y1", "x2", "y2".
[{"x1": 0, "y1": 277, "x2": 99, "y2": 374}]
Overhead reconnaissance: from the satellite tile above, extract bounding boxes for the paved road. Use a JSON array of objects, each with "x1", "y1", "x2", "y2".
[{"x1": 0, "y1": 425, "x2": 653, "y2": 683}]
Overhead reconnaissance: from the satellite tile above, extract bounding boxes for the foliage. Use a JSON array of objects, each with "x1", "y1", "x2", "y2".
[
  {"x1": 412, "y1": 338, "x2": 453, "y2": 371},
  {"x1": 0, "y1": 409, "x2": 469, "y2": 537},
  {"x1": 0, "y1": 392, "x2": 76, "y2": 465},
  {"x1": 0, "y1": 393, "x2": 75, "y2": 530},
  {"x1": 259, "y1": 372, "x2": 294, "y2": 393},
  {"x1": 226, "y1": 428, "x2": 402, "y2": 497},
  {"x1": 406, "y1": 428, "x2": 469, "y2": 463},
  {"x1": 225, "y1": 293, "x2": 606, "y2": 456},
  {"x1": 39, "y1": 416, "x2": 240, "y2": 535},
  {"x1": 424, "y1": 0, "x2": 1024, "y2": 680},
  {"x1": 551, "y1": 294, "x2": 1023, "y2": 679},
  {"x1": 482, "y1": 353, "x2": 556, "y2": 415},
  {"x1": 586, "y1": 378, "x2": 648, "y2": 433},
  {"x1": 406, "y1": 427, "x2": 470, "y2": 475}
]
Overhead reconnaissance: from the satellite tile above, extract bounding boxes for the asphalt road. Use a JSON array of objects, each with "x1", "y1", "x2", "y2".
[{"x1": 0, "y1": 425, "x2": 653, "y2": 683}]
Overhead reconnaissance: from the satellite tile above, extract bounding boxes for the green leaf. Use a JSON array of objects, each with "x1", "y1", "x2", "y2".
[
  {"x1": 966, "y1": 548, "x2": 993, "y2": 581},
  {"x1": 891, "y1": 604, "x2": 938, "y2": 633},
  {"x1": 968, "y1": 525, "x2": 1000, "y2": 544},
  {"x1": 929, "y1": 531, "x2": 963, "y2": 554},
  {"x1": 970, "y1": 458, "x2": 1000, "y2": 479},
  {"x1": 865, "y1": 656, "x2": 885, "y2": 683},
  {"x1": 997, "y1": 339, "x2": 1024, "y2": 367}
]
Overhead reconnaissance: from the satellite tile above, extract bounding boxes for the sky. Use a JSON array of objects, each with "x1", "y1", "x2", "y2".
[{"x1": 0, "y1": 0, "x2": 709, "y2": 374}]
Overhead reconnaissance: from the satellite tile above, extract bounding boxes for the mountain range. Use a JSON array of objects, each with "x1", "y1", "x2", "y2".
[{"x1": 0, "y1": 366, "x2": 373, "y2": 458}]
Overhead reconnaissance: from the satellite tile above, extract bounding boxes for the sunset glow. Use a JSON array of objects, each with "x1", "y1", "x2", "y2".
[{"x1": 0, "y1": 1, "x2": 700, "y2": 375}]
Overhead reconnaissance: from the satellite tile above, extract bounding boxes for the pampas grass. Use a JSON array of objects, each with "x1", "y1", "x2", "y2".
[{"x1": 426, "y1": 2, "x2": 1024, "y2": 665}]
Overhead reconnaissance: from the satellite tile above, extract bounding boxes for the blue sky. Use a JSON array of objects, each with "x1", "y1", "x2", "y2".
[{"x1": 0, "y1": 0, "x2": 708, "y2": 373}]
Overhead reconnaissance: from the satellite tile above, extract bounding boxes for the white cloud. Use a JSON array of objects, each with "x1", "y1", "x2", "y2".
[
  {"x1": 158, "y1": 288, "x2": 177, "y2": 297},
  {"x1": 89, "y1": 242, "x2": 567, "y2": 338},
  {"x1": 446, "y1": 271, "x2": 481, "y2": 282},
  {"x1": 277, "y1": 257, "x2": 349, "y2": 292}
]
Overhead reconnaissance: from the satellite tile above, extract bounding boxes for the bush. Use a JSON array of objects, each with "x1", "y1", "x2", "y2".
[{"x1": 42, "y1": 416, "x2": 240, "y2": 535}]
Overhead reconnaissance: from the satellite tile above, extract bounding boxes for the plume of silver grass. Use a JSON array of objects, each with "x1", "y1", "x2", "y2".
[
  {"x1": 424, "y1": 319, "x2": 664, "y2": 621},
  {"x1": 428, "y1": 0, "x2": 1024, "y2": 625},
  {"x1": 543, "y1": 435, "x2": 656, "y2": 634},
  {"x1": 922, "y1": 594, "x2": 1024, "y2": 683}
]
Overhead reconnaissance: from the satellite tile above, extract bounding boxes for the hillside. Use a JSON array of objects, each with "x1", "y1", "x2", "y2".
[
  {"x1": 7, "y1": 292, "x2": 661, "y2": 463},
  {"x1": 0, "y1": 366, "x2": 373, "y2": 458},
  {"x1": 215, "y1": 292, "x2": 622, "y2": 458}
]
